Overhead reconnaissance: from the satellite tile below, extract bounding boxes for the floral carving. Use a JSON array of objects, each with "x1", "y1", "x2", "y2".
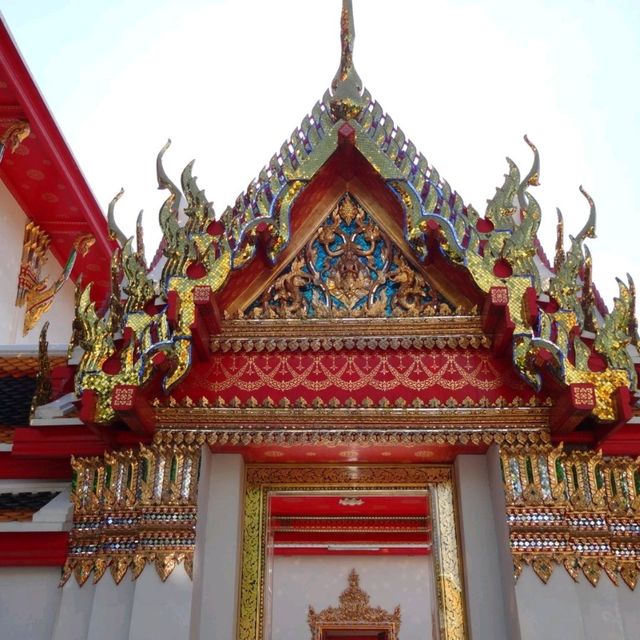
[
  {"x1": 242, "y1": 194, "x2": 453, "y2": 320},
  {"x1": 308, "y1": 569, "x2": 401, "y2": 639}
]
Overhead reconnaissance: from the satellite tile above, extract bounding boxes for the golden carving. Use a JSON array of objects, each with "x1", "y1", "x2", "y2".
[
  {"x1": 155, "y1": 425, "x2": 548, "y2": 452},
  {"x1": 30, "y1": 321, "x2": 52, "y2": 415},
  {"x1": 329, "y1": 0, "x2": 365, "y2": 121},
  {"x1": 594, "y1": 275, "x2": 637, "y2": 389},
  {"x1": 213, "y1": 331, "x2": 488, "y2": 354},
  {"x1": 240, "y1": 194, "x2": 454, "y2": 321},
  {"x1": 308, "y1": 569, "x2": 400, "y2": 639},
  {"x1": 0, "y1": 119, "x2": 30, "y2": 160},
  {"x1": 431, "y1": 481, "x2": 466, "y2": 640},
  {"x1": 158, "y1": 393, "x2": 548, "y2": 413},
  {"x1": 16, "y1": 222, "x2": 94, "y2": 335},
  {"x1": 74, "y1": 142, "x2": 232, "y2": 422},
  {"x1": 62, "y1": 444, "x2": 199, "y2": 586},
  {"x1": 238, "y1": 465, "x2": 466, "y2": 640},
  {"x1": 502, "y1": 444, "x2": 640, "y2": 589}
]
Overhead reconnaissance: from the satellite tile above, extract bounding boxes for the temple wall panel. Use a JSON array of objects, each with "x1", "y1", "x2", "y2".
[
  {"x1": 455, "y1": 454, "x2": 511, "y2": 639},
  {"x1": 52, "y1": 576, "x2": 95, "y2": 640},
  {"x1": 0, "y1": 567, "x2": 61, "y2": 640},
  {"x1": 128, "y1": 566, "x2": 192, "y2": 640},
  {"x1": 0, "y1": 181, "x2": 74, "y2": 346},
  {"x1": 271, "y1": 555, "x2": 434, "y2": 640},
  {"x1": 487, "y1": 445, "x2": 524, "y2": 640},
  {"x1": 189, "y1": 452, "x2": 244, "y2": 640},
  {"x1": 516, "y1": 568, "x2": 640, "y2": 640},
  {"x1": 85, "y1": 575, "x2": 134, "y2": 640}
]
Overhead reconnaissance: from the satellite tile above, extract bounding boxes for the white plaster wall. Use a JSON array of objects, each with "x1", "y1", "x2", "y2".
[
  {"x1": 271, "y1": 555, "x2": 433, "y2": 640},
  {"x1": 190, "y1": 452, "x2": 244, "y2": 640},
  {"x1": 516, "y1": 567, "x2": 640, "y2": 640},
  {"x1": 455, "y1": 454, "x2": 510, "y2": 640},
  {"x1": 0, "y1": 180, "x2": 74, "y2": 346},
  {"x1": 0, "y1": 566, "x2": 62, "y2": 640},
  {"x1": 52, "y1": 578, "x2": 96, "y2": 640},
  {"x1": 85, "y1": 576, "x2": 134, "y2": 640},
  {"x1": 128, "y1": 566, "x2": 193, "y2": 640},
  {"x1": 486, "y1": 446, "x2": 523, "y2": 640}
]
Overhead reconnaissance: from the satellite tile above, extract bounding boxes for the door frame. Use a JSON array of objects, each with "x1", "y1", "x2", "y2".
[{"x1": 236, "y1": 464, "x2": 467, "y2": 640}]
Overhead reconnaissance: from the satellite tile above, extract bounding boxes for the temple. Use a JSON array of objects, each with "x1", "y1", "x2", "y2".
[{"x1": 1, "y1": 2, "x2": 640, "y2": 639}]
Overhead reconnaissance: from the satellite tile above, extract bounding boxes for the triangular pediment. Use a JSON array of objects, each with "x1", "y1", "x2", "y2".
[{"x1": 234, "y1": 193, "x2": 456, "y2": 321}]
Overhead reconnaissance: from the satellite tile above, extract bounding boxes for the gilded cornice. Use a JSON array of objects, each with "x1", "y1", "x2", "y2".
[
  {"x1": 153, "y1": 404, "x2": 550, "y2": 449},
  {"x1": 212, "y1": 328, "x2": 489, "y2": 354},
  {"x1": 155, "y1": 403, "x2": 550, "y2": 429}
]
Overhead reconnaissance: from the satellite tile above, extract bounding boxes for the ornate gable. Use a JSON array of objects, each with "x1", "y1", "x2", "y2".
[
  {"x1": 47, "y1": 0, "x2": 640, "y2": 599},
  {"x1": 239, "y1": 193, "x2": 455, "y2": 321},
  {"x1": 58, "y1": 0, "x2": 638, "y2": 441}
]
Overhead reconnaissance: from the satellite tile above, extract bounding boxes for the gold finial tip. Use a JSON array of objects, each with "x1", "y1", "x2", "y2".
[{"x1": 330, "y1": 0, "x2": 365, "y2": 121}]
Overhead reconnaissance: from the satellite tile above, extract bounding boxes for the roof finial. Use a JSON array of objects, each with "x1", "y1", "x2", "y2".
[{"x1": 330, "y1": 0, "x2": 365, "y2": 121}]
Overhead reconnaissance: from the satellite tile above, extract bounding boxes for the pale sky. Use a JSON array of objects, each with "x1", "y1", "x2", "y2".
[{"x1": 3, "y1": 0, "x2": 640, "y2": 311}]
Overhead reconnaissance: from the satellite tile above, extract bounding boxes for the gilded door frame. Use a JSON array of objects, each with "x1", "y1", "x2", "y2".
[{"x1": 237, "y1": 464, "x2": 467, "y2": 640}]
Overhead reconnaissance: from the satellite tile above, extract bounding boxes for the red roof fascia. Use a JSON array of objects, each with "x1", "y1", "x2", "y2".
[
  {"x1": 0, "y1": 451, "x2": 71, "y2": 479},
  {"x1": 0, "y1": 16, "x2": 113, "y2": 302},
  {"x1": 11, "y1": 425, "x2": 111, "y2": 458},
  {"x1": 0, "y1": 531, "x2": 68, "y2": 566},
  {"x1": 11, "y1": 424, "x2": 148, "y2": 458}
]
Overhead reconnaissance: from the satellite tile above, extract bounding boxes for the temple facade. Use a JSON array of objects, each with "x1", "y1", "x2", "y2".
[{"x1": 1, "y1": 2, "x2": 640, "y2": 639}]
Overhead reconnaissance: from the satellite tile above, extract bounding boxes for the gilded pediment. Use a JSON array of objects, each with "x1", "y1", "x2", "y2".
[{"x1": 236, "y1": 193, "x2": 456, "y2": 321}]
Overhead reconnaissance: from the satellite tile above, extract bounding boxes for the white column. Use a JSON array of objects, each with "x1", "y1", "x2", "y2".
[
  {"x1": 128, "y1": 566, "x2": 192, "y2": 640},
  {"x1": 52, "y1": 578, "x2": 96, "y2": 640},
  {"x1": 455, "y1": 454, "x2": 510, "y2": 640},
  {"x1": 189, "y1": 452, "x2": 245, "y2": 640},
  {"x1": 486, "y1": 444, "x2": 523, "y2": 640},
  {"x1": 86, "y1": 574, "x2": 135, "y2": 640}
]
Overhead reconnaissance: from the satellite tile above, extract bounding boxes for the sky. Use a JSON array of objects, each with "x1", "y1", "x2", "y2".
[{"x1": 2, "y1": 0, "x2": 640, "y2": 311}]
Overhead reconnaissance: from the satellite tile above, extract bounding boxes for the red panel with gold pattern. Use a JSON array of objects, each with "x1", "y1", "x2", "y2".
[{"x1": 167, "y1": 347, "x2": 544, "y2": 408}]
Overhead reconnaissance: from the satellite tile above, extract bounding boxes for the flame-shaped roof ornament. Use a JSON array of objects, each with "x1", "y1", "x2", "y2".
[{"x1": 330, "y1": 0, "x2": 366, "y2": 121}]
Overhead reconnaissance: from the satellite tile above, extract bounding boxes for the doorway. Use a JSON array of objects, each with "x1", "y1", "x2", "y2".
[{"x1": 237, "y1": 464, "x2": 467, "y2": 640}]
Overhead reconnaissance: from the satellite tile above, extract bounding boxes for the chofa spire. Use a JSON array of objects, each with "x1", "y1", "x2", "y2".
[{"x1": 330, "y1": 0, "x2": 366, "y2": 120}]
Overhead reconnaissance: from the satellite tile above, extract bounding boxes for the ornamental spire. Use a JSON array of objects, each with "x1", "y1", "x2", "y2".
[{"x1": 330, "y1": 0, "x2": 365, "y2": 121}]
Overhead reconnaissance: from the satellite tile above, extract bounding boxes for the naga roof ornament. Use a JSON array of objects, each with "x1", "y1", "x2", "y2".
[{"x1": 69, "y1": 0, "x2": 639, "y2": 427}]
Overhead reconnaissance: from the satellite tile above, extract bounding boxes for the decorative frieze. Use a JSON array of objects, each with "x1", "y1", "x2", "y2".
[
  {"x1": 62, "y1": 444, "x2": 200, "y2": 586},
  {"x1": 502, "y1": 444, "x2": 640, "y2": 589}
]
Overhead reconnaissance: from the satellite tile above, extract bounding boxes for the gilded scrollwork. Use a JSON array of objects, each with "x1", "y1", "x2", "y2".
[
  {"x1": 30, "y1": 321, "x2": 52, "y2": 415},
  {"x1": 73, "y1": 141, "x2": 233, "y2": 422},
  {"x1": 0, "y1": 119, "x2": 30, "y2": 160},
  {"x1": 16, "y1": 222, "x2": 94, "y2": 335}
]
